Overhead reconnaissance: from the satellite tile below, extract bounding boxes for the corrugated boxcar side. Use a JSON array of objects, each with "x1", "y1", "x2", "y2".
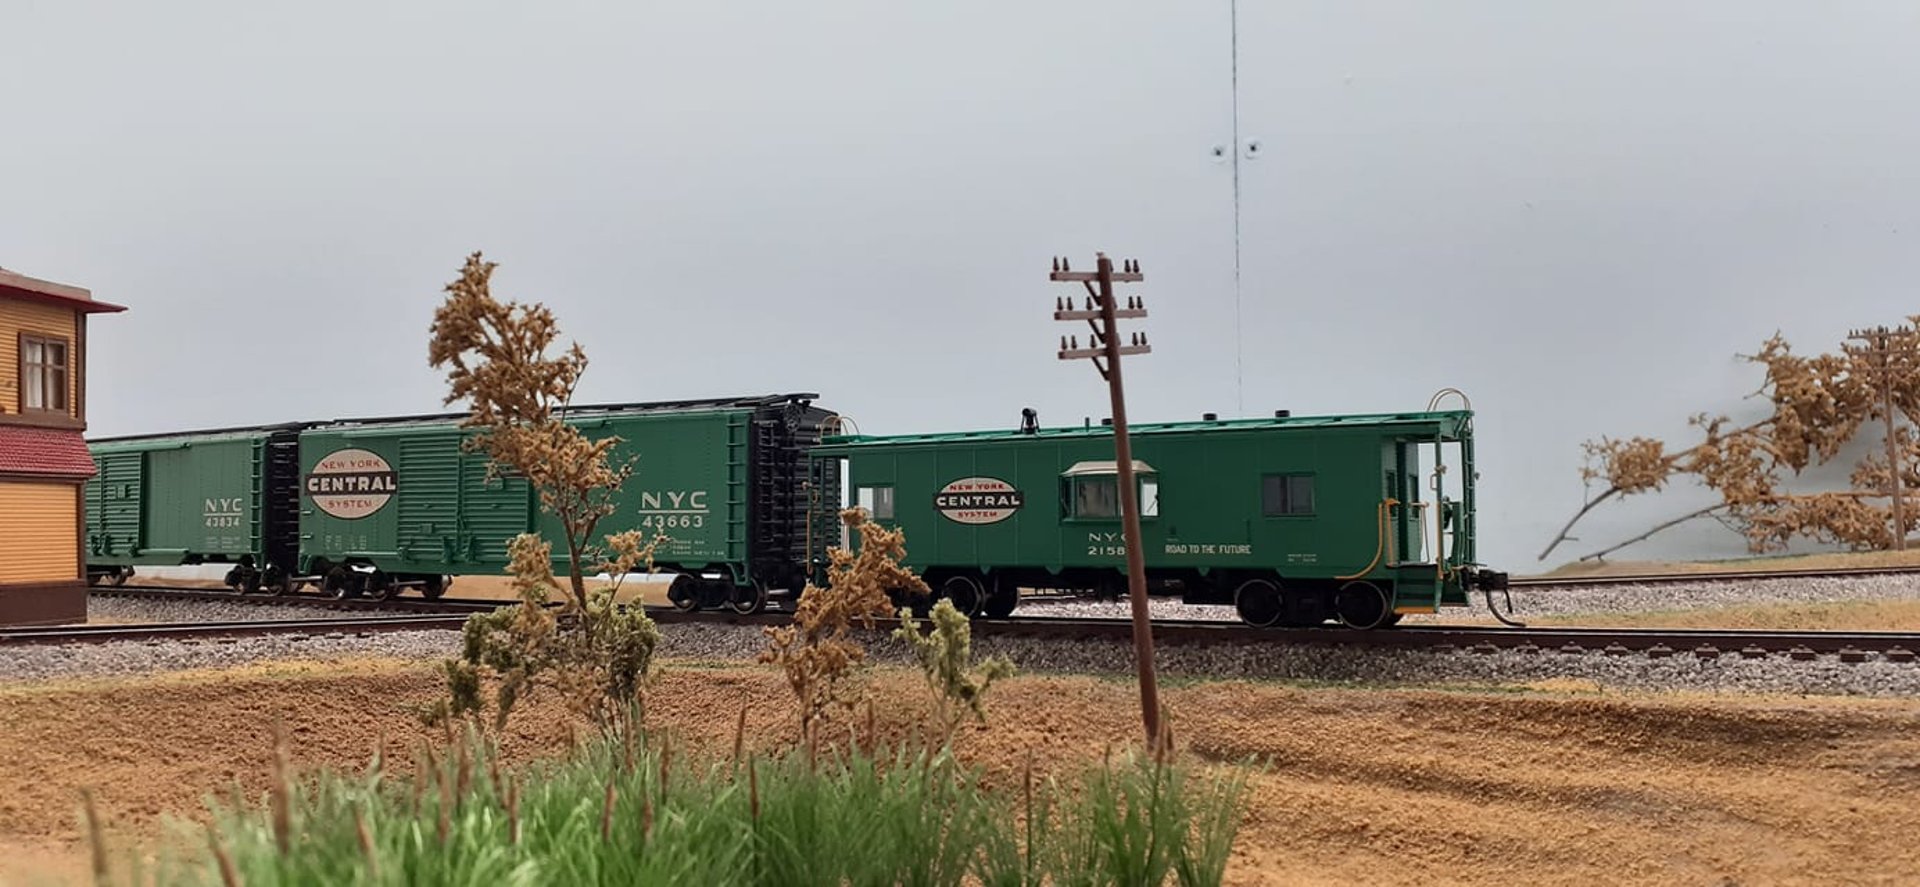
[
  {"x1": 544, "y1": 409, "x2": 749, "y2": 571},
  {"x1": 297, "y1": 424, "x2": 527, "y2": 575},
  {"x1": 299, "y1": 407, "x2": 755, "y2": 577},
  {"x1": 85, "y1": 433, "x2": 271, "y2": 566}
]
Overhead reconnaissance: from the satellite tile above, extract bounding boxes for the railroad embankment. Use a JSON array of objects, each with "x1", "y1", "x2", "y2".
[{"x1": 2, "y1": 657, "x2": 1916, "y2": 885}]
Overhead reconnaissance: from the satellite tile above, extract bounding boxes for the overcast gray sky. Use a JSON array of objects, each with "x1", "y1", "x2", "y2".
[{"x1": 5, "y1": 1, "x2": 1917, "y2": 571}]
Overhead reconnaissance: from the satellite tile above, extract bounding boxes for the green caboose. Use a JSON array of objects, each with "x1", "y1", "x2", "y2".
[{"x1": 807, "y1": 407, "x2": 1509, "y2": 628}]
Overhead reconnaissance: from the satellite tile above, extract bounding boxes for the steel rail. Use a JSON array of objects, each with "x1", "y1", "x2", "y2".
[
  {"x1": 635, "y1": 609, "x2": 1920, "y2": 662},
  {"x1": 0, "y1": 614, "x2": 472, "y2": 646},
  {"x1": 48, "y1": 593, "x2": 1920, "y2": 663},
  {"x1": 88, "y1": 586, "x2": 510, "y2": 614},
  {"x1": 1510, "y1": 563, "x2": 1920, "y2": 589}
]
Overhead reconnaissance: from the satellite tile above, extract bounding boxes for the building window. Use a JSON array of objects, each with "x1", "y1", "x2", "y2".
[
  {"x1": 857, "y1": 485, "x2": 895, "y2": 520},
  {"x1": 21, "y1": 335, "x2": 70, "y2": 413},
  {"x1": 1262, "y1": 474, "x2": 1314, "y2": 516}
]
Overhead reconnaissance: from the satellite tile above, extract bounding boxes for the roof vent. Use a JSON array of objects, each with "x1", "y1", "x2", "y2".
[
  {"x1": 1020, "y1": 407, "x2": 1038, "y2": 435},
  {"x1": 1101, "y1": 417, "x2": 1114, "y2": 427},
  {"x1": 1275, "y1": 409, "x2": 1291, "y2": 418},
  {"x1": 1203, "y1": 412, "x2": 1218, "y2": 421}
]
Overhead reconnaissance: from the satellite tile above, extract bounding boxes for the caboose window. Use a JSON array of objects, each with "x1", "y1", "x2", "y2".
[
  {"x1": 1262, "y1": 474, "x2": 1314, "y2": 516},
  {"x1": 857, "y1": 485, "x2": 895, "y2": 520},
  {"x1": 1059, "y1": 460, "x2": 1157, "y2": 520},
  {"x1": 1073, "y1": 476, "x2": 1120, "y2": 518}
]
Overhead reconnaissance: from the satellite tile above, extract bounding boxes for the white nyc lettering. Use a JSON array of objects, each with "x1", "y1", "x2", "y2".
[
  {"x1": 638, "y1": 490, "x2": 710, "y2": 512},
  {"x1": 203, "y1": 497, "x2": 245, "y2": 528}
]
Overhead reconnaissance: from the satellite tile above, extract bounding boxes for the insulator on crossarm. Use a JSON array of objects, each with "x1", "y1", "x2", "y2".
[
  {"x1": 1052, "y1": 257, "x2": 1060, "y2": 273},
  {"x1": 1060, "y1": 335, "x2": 1068, "y2": 350},
  {"x1": 1062, "y1": 258, "x2": 1070, "y2": 272},
  {"x1": 1084, "y1": 296, "x2": 1093, "y2": 311},
  {"x1": 1070, "y1": 335, "x2": 1079, "y2": 349}
]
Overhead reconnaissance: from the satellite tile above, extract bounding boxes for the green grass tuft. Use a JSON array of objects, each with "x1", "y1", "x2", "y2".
[{"x1": 131, "y1": 725, "x2": 1252, "y2": 886}]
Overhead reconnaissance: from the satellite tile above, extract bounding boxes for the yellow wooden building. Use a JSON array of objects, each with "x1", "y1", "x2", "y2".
[{"x1": 0, "y1": 267, "x2": 124, "y2": 625}]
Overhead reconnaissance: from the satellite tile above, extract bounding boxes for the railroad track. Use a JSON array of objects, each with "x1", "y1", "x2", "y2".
[
  {"x1": 0, "y1": 614, "x2": 472, "y2": 646},
  {"x1": 88, "y1": 585, "x2": 511, "y2": 614},
  {"x1": 1510, "y1": 563, "x2": 1920, "y2": 588},
  {"x1": 646, "y1": 610, "x2": 1920, "y2": 663},
  {"x1": 15, "y1": 605, "x2": 1920, "y2": 663}
]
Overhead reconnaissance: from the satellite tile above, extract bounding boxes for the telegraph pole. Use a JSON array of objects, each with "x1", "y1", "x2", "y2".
[
  {"x1": 1052, "y1": 252, "x2": 1163, "y2": 749},
  {"x1": 1848, "y1": 325, "x2": 1914, "y2": 551}
]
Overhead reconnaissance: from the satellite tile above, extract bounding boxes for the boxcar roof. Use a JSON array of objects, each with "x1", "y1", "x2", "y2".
[
  {"x1": 812, "y1": 408, "x2": 1472, "y2": 452},
  {"x1": 87, "y1": 394, "x2": 824, "y2": 443},
  {"x1": 305, "y1": 393, "x2": 822, "y2": 431},
  {"x1": 88, "y1": 422, "x2": 311, "y2": 446}
]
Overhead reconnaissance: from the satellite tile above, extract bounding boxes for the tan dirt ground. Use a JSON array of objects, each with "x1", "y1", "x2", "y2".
[
  {"x1": 1530, "y1": 598, "x2": 1920, "y2": 631},
  {"x1": 1533, "y1": 547, "x2": 1920, "y2": 579},
  {"x1": 2, "y1": 659, "x2": 1917, "y2": 886}
]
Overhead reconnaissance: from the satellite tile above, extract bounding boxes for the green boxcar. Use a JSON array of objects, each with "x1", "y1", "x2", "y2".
[
  {"x1": 83, "y1": 425, "x2": 305, "y2": 588},
  {"x1": 807, "y1": 408, "x2": 1509, "y2": 628},
  {"x1": 296, "y1": 395, "x2": 838, "y2": 608}
]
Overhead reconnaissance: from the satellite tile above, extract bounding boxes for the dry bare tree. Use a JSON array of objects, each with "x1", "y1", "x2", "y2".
[
  {"x1": 425, "y1": 251, "x2": 666, "y2": 739},
  {"x1": 1542, "y1": 319, "x2": 1920, "y2": 563},
  {"x1": 760, "y1": 507, "x2": 929, "y2": 738}
]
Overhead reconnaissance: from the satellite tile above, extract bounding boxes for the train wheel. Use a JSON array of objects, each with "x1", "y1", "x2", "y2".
[
  {"x1": 1234, "y1": 579, "x2": 1285, "y2": 628},
  {"x1": 324, "y1": 567, "x2": 356, "y2": 600},
  {"x1": 982, "y1": 579, "x2": 1018, "y2": 619},
  {"x1": 941, "y1": 575, "x2": 985, "y2": 618},
  {"x1": 111, "y1": 569, "x2": 131, "y2": 587},
  {"x1": 263, "y1": 566, "x2": 293, "y2": 596},
  {"x1": 1335, "y1": 580, "x2": 1392, "y2": 630},
  {"x1": 668, "y1": 575, "x2": 701, "y2": 612},
  {"x1": 420, "y1": 576, "x2": 448, "y2": 600},
  {"x1": 728, "y1": 581, "x2": 768, "y2": 615},
  {"x1": 367, "y1": 571, "x2": 398, "y2": 601}
]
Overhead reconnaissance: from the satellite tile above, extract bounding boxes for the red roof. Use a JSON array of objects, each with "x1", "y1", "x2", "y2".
[
  {"x1": 0, "y1": 268, "x2": 126, "y2": 314},
  {"x1": 0, "y1": 426, "x2": 97, "y2": 478}
]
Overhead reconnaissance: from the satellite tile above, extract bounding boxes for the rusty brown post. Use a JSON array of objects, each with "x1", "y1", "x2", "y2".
[
  {"x1": 1848, "y1": 325, "x2": 1914, "y2": 551},
  {"x1": 1052, "y1": 252, "x2": 1162, "y2": 750}
]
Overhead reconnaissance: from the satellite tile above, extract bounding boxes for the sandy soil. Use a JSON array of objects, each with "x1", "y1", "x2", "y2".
[
  {"x1": 3, "y1": 659, "x2": 1917, "y2": 886},
  {"x1": 1531, "y1": 598, "x2": 1920, "y2": 631},
  {"x1": 1532, "y1": 548, "x2": 1920, "y2": 579}
]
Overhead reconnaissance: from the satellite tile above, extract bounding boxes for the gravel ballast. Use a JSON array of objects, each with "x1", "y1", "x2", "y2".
[
  {"x1": 1013, "y1": 573, "x2": 1920, "y2": 623},
  {"x1": 84, "y1": 595, "x2": 363, "y2": 625},
  {"x1": 1484, "y1": 572, "x2": 1920, "y2": 619},
  {"x1": 4, "y1": 622, "x2": 1916, "y2": 697},
  {"x1": 0, "y1": 629, "x2": 465, "y2": 684}
]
